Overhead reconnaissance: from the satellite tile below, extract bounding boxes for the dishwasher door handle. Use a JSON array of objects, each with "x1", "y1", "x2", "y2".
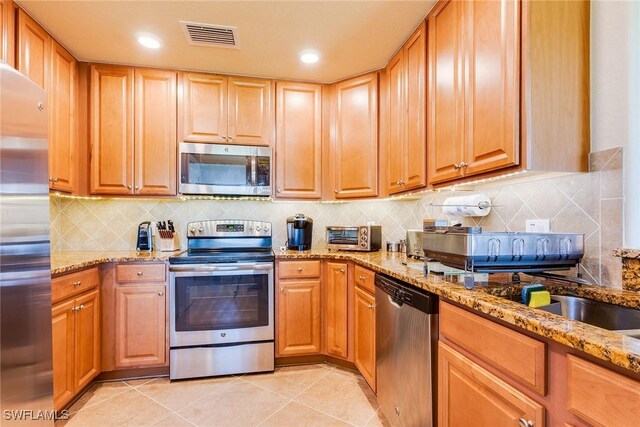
[{"x1": 388, "y1": 295, "x2": 403, "y2": 309}]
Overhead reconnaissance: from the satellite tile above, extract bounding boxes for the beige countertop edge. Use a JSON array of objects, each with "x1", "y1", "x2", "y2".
[
  {"x1": 51, "y1": 249, "x2": 640, "y2": 374},
  {"x1": 613, "y1": 248, "x2": 640, "y2": 259}
]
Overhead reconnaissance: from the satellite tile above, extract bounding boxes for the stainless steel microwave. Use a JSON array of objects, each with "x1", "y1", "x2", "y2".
[
  {"x1": 179, "y1": 142, "x2": 272, "y2": 196},
  {"x1": 326, "y1": 225, "x2": 382, "y2": 252}
]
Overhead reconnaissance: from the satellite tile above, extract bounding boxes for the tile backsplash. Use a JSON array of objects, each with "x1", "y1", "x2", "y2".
[{"x1": 50, "y1": 148, "x2": 623, "y2": 288}]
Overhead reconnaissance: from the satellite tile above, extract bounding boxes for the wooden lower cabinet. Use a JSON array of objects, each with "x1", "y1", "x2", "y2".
[
  {"x1": 276, "y1": 279, "x2": 322, "y2": 356},
  {"x1": 324, "y1": 262, "x2": 348, "y2": 358},
  {"x1": 51, "y1": 289, "x2": 100, "y2": 411},
  {"x1": 354, "y1": 285, "x2": 376, "y2": 392},
  {"x1": 438, "y1": 341, "x2": 545, "y2": 427},
  {"x1": 114, "y1": 284, "x2": 166, "y2": 368}
]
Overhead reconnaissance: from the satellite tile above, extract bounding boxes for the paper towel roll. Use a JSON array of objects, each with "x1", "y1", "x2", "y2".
[{"x1": 442, "y1": 194, "x2": 492, "y2": 217}]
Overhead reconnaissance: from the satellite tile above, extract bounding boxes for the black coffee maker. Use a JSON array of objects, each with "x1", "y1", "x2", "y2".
[{"x1": 286, "y1": 214, "x2": 313, "y2": 251}]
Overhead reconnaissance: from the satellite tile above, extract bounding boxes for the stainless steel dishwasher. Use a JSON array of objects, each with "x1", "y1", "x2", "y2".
[{"x1": 376, "y1": 273, "x2": 438, "y2": 427}]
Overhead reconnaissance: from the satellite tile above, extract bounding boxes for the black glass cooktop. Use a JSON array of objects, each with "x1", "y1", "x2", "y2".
[{"x1": 169, "y1": 249, "x2": 275, "y2": 264}]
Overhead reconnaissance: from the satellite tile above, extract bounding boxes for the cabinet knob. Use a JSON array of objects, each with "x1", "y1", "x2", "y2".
[
  {"x1": 460, "y1": 162, "x2": 468, "y2": 168},
  {"x1": 137, "y1": 271, "x2": 143, "y2": 276},
  {"x1": 298, "y1": 267, "x2": 303, "y2": 272},
  {"x1": 453, "y1": 163, "x2": 461, "y2": 170},
  {"x1": 340, "y1": 269, "x2": 345, "y2": 273},
  {"x1": 367, "y1": 304, "x2": 374, "y2": 309},
  {"x1": 158, "y1": 292, "x2": 164, "y2": 296},
  {"x1": 334, "y1": 190, "x2": 339, "y2": 194},
  {"x1": 227, "y1": 136, "x2": 233, "y2": 141},
  {"x1": 280, "y1": 288, "x2": 285, "y2": 293},
  {"x1": 73, "y1": 281, "x2": 82, "y2": 287},
  {"x1": 135, "y1": 185, "x2": 139, "y2": 191},
  {"x1": 127, "y1": 185, "x2": 132, "y2": 190},
  {"x1": 518, "y1": 419, "x2": 534, "y2": 427},
  {"x1": 359, "y1": 275, "x2": 365, "y2": 280},
  {"x1": 277, "y1": 188, "x2": 282, "y2": 193}
]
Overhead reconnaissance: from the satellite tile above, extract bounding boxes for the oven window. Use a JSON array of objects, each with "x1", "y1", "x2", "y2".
[
  {"x1": 328, "y1": 229, "x2": 359, "y2": 245},
  {"x1": 181, "y1": 153, "x2": 251, "y2": 187},
  {"x1": 174, "y1": 274, "x2": 269, "y2": 331}
]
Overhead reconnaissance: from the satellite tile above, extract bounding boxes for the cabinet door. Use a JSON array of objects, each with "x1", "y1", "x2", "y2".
[
  {"x1": 275, "y1": 82, "x2": 322, "y2": 199},
  {"x1": 385, "y1": 50, "x2": 405, "y2": 195},
  {"x1": 325, "y1": 262, "x2": 348, "y2": 359},
  {"x1": 464, "y1": 0, "x2": 519, "y2": 176},
  {"x1": 276, "y1": 280, "x2": 321, "y2": 356},
  {"x1": 228, "y1": 76, "x2": 271, "y2": 146},
  {"x1": 354, "y1": 286, "x2": 376, "y2": 392},
  {"x1": 427, "y1": 0, "x2": 464, "y2": 184},
  {"x1": 403, "y1": 22, "x2": 427, "y2": 190},
  {"x1": 134, "y1": 69, "x2": 177, "y2": 195},
  {"x1": 181, "y1": 72, "x2": 227, "y2": 143},
  {"x1": 332, "y1": 73, "x2": 378, "y2": 199},
  {"x1": 1, "y1": 0, "x2": 15, "y2": 67},
  {"x1": 90, "y1": 65, "x2": 134, "y2": 195},
  {"x1": 52, "y1": 299, "x2": 75, "y2": 411},
  {"x1": 439, "y1": 342, "x2": 545, "y2": 427},
  {"x1": 49, "y1": 40, "x2": 76, "y2": 193},
  {"x1": 115, "y1": 284, "x2": 166, "y2": 367},
  {"x1": 16, "y1": 9, "x2": 49, "y2": 89},
  {"x1": 74, "y1": 290, "x2": 100, "y2": 391}
]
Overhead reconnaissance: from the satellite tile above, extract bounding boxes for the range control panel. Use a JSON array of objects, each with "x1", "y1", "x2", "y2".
[{"x1": 187, "y1": 220, "x2": 271, "y2": 237}]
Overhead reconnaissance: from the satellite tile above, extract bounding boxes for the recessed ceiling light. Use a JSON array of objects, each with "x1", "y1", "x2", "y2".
[
  {"x1": 300, "y1": 50, "x2": 320, "y2": 64},
  {"x1": 138, "y1": 35, "x2": 161, "y2": 49}
]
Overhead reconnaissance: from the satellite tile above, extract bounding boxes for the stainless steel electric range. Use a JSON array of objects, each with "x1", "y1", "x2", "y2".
[{"x1": 168, "y1": 220, "x2": 274, "y2": 380}]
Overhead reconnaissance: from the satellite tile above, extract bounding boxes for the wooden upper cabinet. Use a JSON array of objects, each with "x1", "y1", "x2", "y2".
[
  {"x1": 385, "y1": 22, "x2": 427, "y2": 195},
  {"x1": 463, "y1": 0, "x2": 519, "y2": 176},
  {"x1": 134, "y1": 68, "x2": 177, "y2": 196},
  {"x1": 332, "y1": 73, "x2": 378, "y2": 199},
  {"x1": 49, "y1": 41, "x2": 76, "y2": 193},
  {"x1": 275, "y1": 81, "x2": 322, "y2": 199},
  {"x1": 385, "y1": 50, "x2": 405, "y2": 194},
  {"x1": 180, "y1": 72, "x2": 227, "y2": 143},
  {"x1": 228, "y1": 76, "x2": 271, "y2": 146},
  {"x1": 180, "y1": 73, "x2": 271, "y2": 146},
  {"x1": 90, "y1": 64, "x2": 134, "y2": 195},
  {"x1": 428, "y1": 0, "x2": 464, "y2": 184},
  {"x1": 16, "y1": 8, "x2": 50, "y2": 89},
  {"x1": 1, "y1": 0, "x2": 15, "y2": 67},
  {"x1": 324, "y1": 262, "x2": 348, "y2": 359},
  {"x1": 439, "y1": 342, "x2": 545, "y2": 427},
  {"x1": 403, "y1": 22, "x2": 427, "y2": 190}
]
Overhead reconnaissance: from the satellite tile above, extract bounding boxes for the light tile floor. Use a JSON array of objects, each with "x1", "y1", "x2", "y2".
[{"x1": 57, "y1": 364, "x2": 389, "y2": 427}]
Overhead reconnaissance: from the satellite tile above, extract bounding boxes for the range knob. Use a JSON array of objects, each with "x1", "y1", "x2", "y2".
[
  {"x1": 249, "y1": 225, "x2": 254, "y2": 231},
  {"x1": 361, "y1": 242, "x2": 367, "y2": 247},
  {"x1": 198, "y1": 226, "x2": 204, "y2": 233},
  {"x1": 189, "y1": 226, "x2": 196, "y2": 234},
  {"x1": 361, "y1": 228, "x2": 368, "y2": 235},
  {"x1": 256, "y1": 225, "x2": 262, "y2": 231},
  {"x1": 264, "y1": 226, "x2": 270, "y2": 233}
]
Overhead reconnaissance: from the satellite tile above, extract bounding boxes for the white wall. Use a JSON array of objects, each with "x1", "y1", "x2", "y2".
[{"x1": 591, "y1": 0, "x2": 640, "y2": 248}]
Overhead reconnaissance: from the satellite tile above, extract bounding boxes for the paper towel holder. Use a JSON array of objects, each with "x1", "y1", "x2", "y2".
[{"x1": 441, "y1": 193, "x2": 493, "y2": 217}]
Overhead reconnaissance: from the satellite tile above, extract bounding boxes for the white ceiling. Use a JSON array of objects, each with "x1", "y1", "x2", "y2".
[{"x1": 18, "y1": 0, "x2": 436, "y2": 83}]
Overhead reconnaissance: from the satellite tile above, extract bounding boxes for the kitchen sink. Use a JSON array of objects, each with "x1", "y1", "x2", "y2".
[{"x1": 539, "y1": 295, "x2": 640, "y2": 339}]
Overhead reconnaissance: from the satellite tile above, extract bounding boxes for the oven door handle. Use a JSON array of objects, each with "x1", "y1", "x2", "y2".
[{"x1": 169, "y1": 264, "x2": 273, "y2": 273}]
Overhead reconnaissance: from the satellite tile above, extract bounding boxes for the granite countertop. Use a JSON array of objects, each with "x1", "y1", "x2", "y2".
[
  {"x1": 51, "y1": 249, "x2": 640, "y2": 374},
  {"x1": 613, "y1": 248, "x2": 640, "y2": 258}
]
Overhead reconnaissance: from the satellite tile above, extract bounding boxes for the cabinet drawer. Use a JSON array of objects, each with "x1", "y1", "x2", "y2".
[
  {"x1": 52, "y1": 268, "x2": 100, "y2": 304},
  {"x1": 440, "y1": 302, "x2": 546, "y2": 395},
  {"x1": 278, "y1": 260, "x2": 321, "y2": 279},
  {"x1": 567, "y1": 355, "x2": 640, "y2": 427},
  {"x1": 116, "y1": 263, "x2": 166, "y2": 283},
  {"x1": 354, "y1": 265, "x2": 375, "y2": 294}
]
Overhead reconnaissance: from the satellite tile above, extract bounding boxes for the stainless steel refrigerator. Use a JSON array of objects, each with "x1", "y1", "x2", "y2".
[{"x1": 0, "y1": 63, "x2": 54, "y2": 424}]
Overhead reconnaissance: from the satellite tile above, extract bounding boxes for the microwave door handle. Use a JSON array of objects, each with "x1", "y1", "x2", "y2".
[{"x1": 250, "y1": 156, "x2": 257, "y2": 186}]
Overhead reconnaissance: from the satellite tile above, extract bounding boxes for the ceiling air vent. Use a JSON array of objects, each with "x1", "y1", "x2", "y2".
[{"x1": 180, "y1": 21, "x2": 239, "y2": 49}]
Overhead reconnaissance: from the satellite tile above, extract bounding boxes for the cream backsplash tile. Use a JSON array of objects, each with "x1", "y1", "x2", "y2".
[{"x1": 50, "y1": 148, "x2": 624, "y2": 288}]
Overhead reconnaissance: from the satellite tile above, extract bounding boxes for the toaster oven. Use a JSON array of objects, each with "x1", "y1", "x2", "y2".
[{"x1": 326, "y1": 226, "x2": 382, "y2": 252}]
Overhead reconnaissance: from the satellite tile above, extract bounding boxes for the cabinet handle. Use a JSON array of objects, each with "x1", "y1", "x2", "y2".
[
  {"x1": 518, "y1": 419, "x2": 534, "y2": 427},
  {"x1": 277, "y1": 188, "x2": 282, "y2": 193},
  {"x1": 158, "y1": 292, "x2": 164, "y2": 296},
  {"x1": 334, "y1": 190, "x2": 339, "y2": 194},
  {"x1": 227, "y1": 136, "x2": 233, "y2": 141},
  {"x1": 453, "y1": 163, "x2": 461, "y2": 170},
  {"x1": 135, "y1": 185, "x2": 139, "y2": 191},
  {"x1": 297, "y1": 267, "x2": 303, "y2": 272},
  {"x1": 73, "y1": 281, "x2": 82, "y2": 287},
  {"x1": 460, "y1": 162, "x2": 468, "y2": 168},
  {"x1": 71, "y1": 306, "x2": 78, "y2": 312},
  {"x1": 367, "y1": 304, "x2": 374, "y2": 309},
  {"x1": 137, "y1": 271, "x2": 143, "y2": 276},
  {"x1": 127, "y1": 185, "x2": 132, "y2": 190},
  {"x1": 221, "y1": 135, "x2": 227, "y2": 141},
  {"x1": 340, "y1": 269, "x2": 345, "y2": 273},
  {"x1": 359, "y1": 275, "x2": 365, "y2": 280},
  {"x1": 280, "y1": 288, "x2": 285, "y2": 293}
]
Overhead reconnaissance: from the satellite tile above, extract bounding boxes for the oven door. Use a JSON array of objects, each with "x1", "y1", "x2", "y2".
[{"x1": 169, "y1": 262, "x2": 274, "y2": 347}]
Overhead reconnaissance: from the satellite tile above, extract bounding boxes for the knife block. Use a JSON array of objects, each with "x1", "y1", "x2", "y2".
[{"x1": 157, "y1": 231, "x2": 180, "y2": 252}]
